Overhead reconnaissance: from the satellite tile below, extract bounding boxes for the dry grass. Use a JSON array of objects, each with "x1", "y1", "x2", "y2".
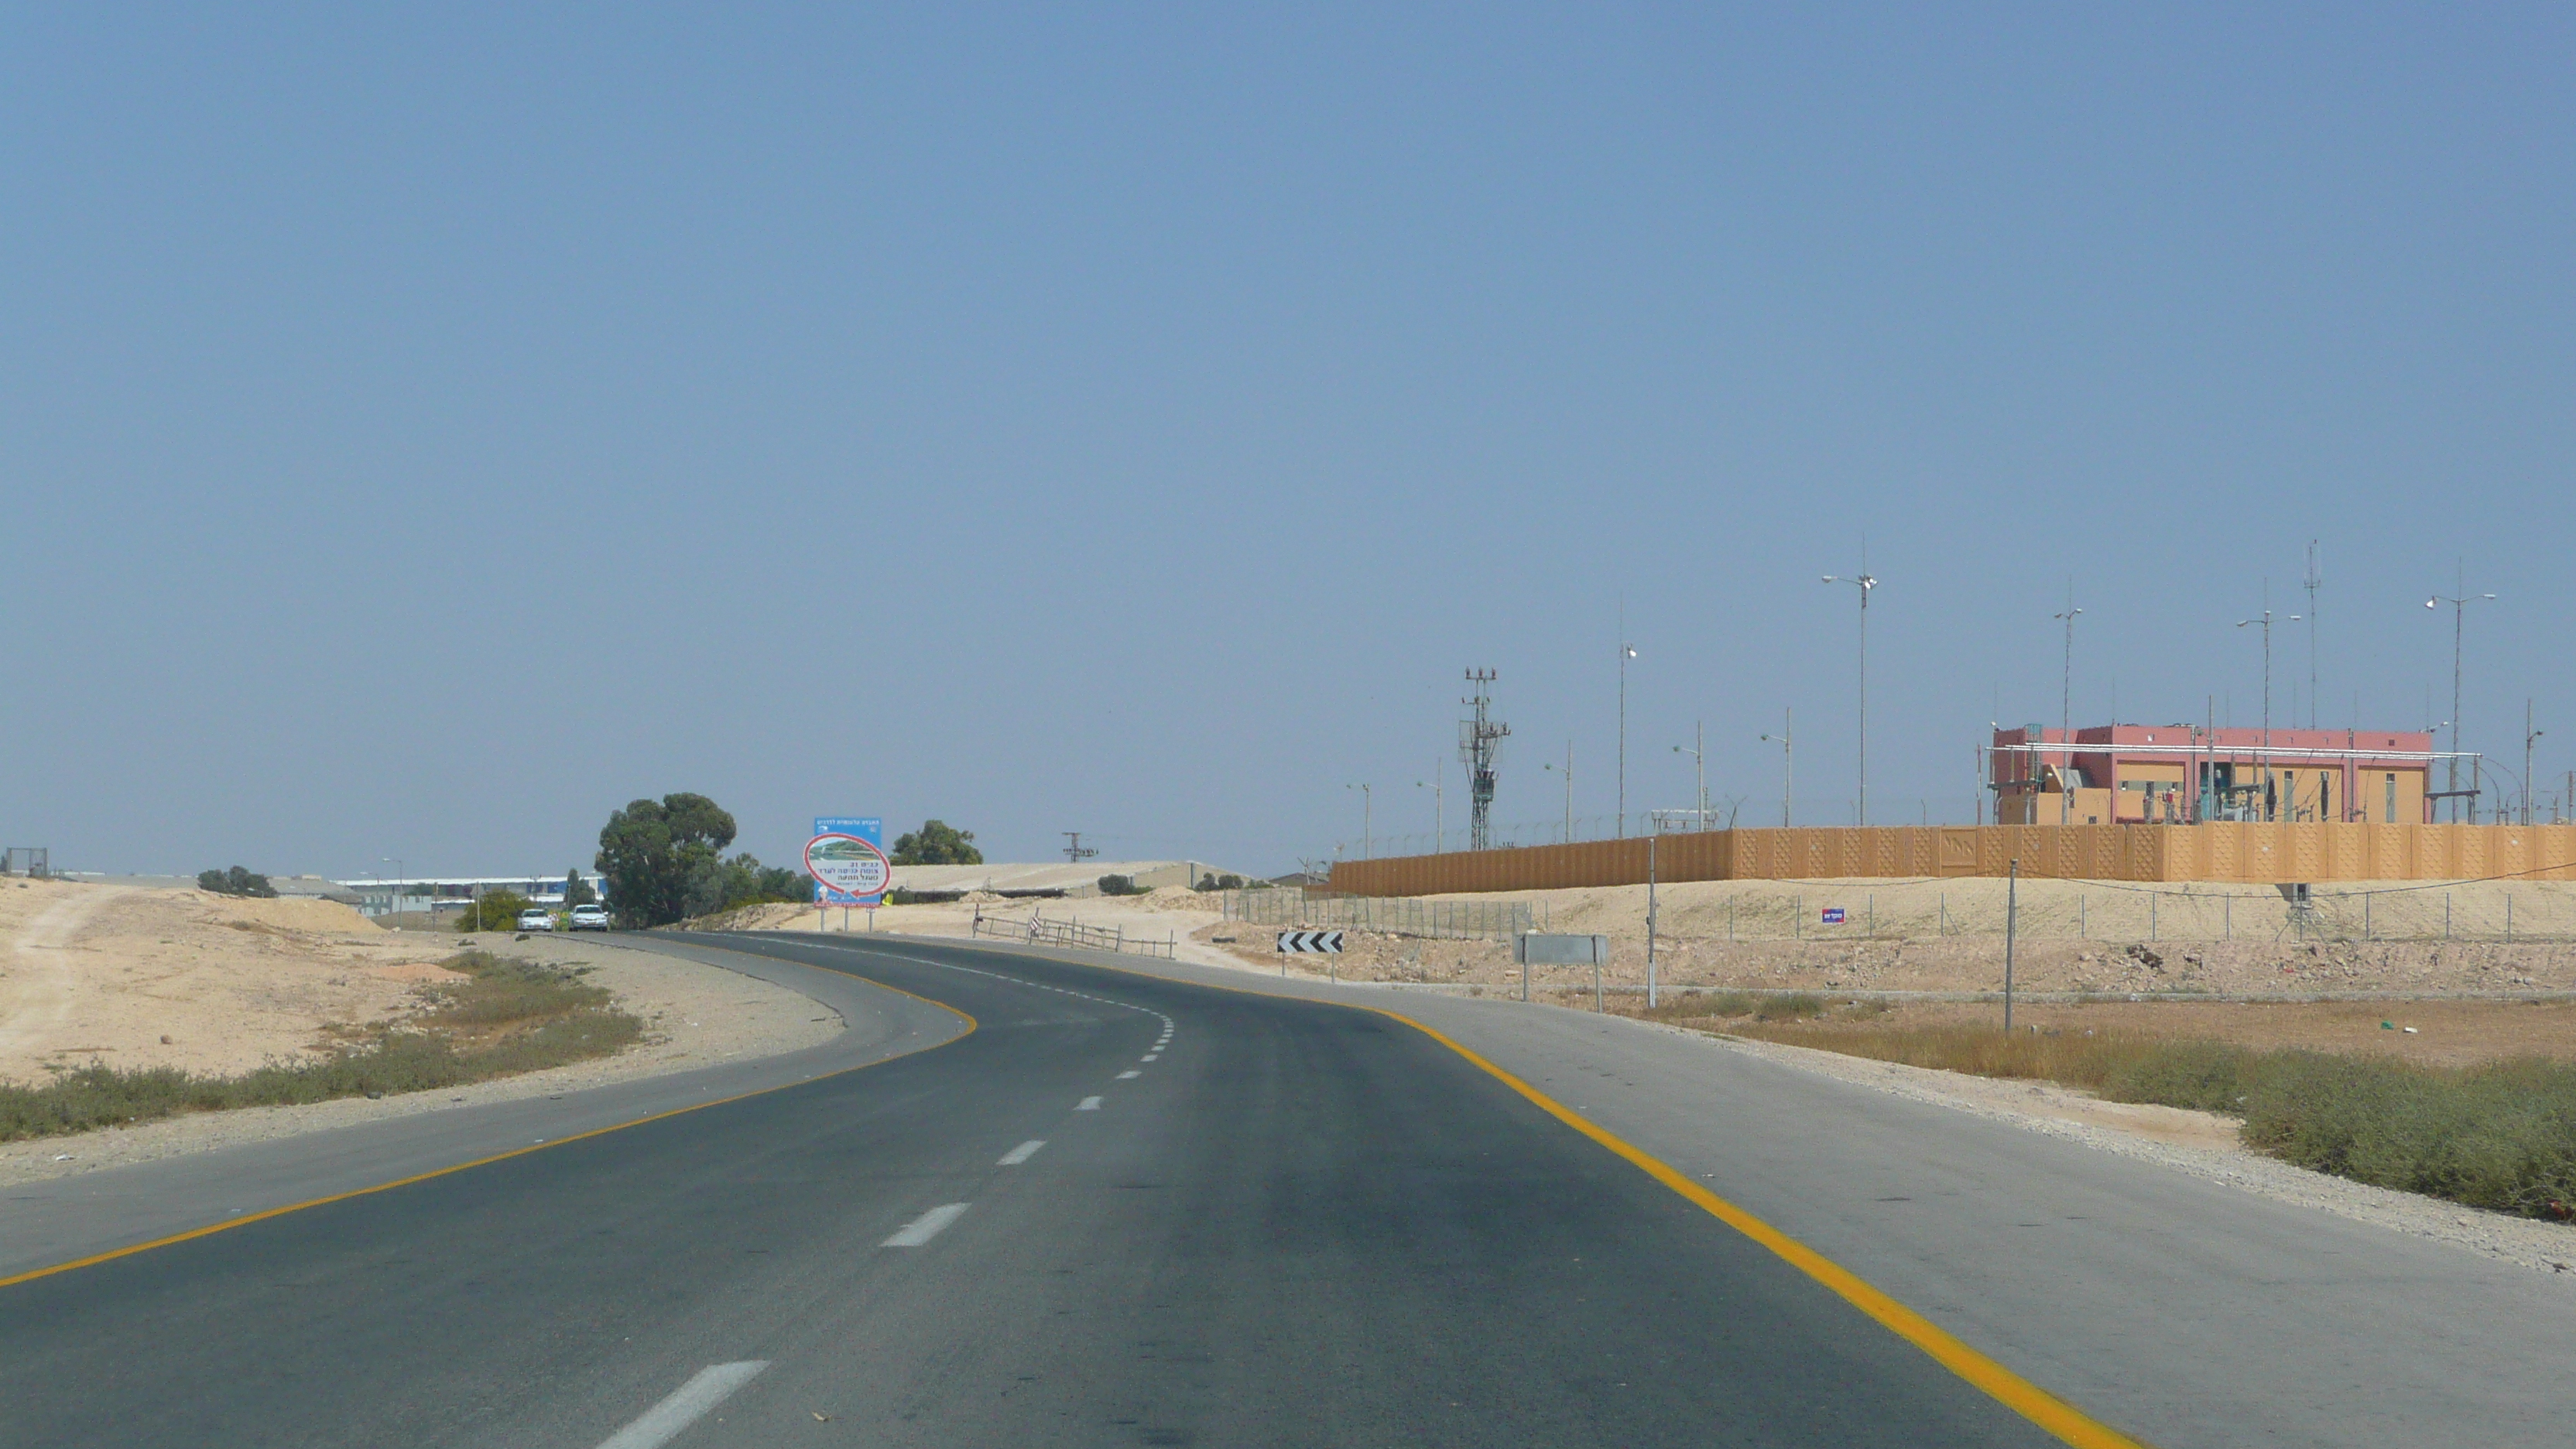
[
  {"x1": 1699, "y1": 1011, "x2": 2576, "y2": 1220},
  {"x1": 0, "y1": 951, "x2": 642, "y2": 1142}
]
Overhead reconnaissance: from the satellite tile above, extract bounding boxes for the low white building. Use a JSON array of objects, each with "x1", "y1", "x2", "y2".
[{"x1": 337, "y1": 874, "x2": 601, "y2": 918}]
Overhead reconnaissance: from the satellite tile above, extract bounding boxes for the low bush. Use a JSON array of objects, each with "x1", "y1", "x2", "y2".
[
  {"x1": 0, "y1": 950, "x2": 641, "y2": 1142},
  {"x1": 1097, "y1": 874, "x2": 1147, "y2": 896}
]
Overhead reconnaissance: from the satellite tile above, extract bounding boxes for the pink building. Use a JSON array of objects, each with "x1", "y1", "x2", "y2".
[{"x1": 1989, "y1": 724, "x2": 2443, "y2": 826}]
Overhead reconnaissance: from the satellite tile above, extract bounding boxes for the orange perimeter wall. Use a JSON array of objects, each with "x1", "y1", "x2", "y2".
[{"x1": 1324, "y1": 823, "x2": 2576, "y2": 895}]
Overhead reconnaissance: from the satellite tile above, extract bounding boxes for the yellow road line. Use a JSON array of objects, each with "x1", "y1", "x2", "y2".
[
  {"x1": 0, "y1": 958, "x2": 975, "y2": 1293},
  {"x1": 877, "y1": 933, "x2": 2153, "y2": 1449}
]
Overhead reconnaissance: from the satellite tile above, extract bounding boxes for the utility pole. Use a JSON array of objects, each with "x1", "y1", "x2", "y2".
[
  {"x1": 2427, "y1": 566, "x2": 2496, "y2": 823},
  {"x1": 2055, "y1": 582, "x2": 2081, "y2": 826},
  {"x1": 1762, "y1": 708, "x2": 1793, "y2": 828},
  {"x1": 2239, "y1": 586, "x2": 2300, "y2": 822},
  {"x1": 1061, "y1": 831, "x2": 1098, "y2": 865},
  {"x1": 1460, "y1": 670, "x2": 1509, "y2": 851},
  {"x1": 1823, "y1": 558, "x2": 1877, "y2": 824}
]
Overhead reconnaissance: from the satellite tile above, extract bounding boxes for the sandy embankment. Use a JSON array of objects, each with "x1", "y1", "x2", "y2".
[
  {"x1": 0, "y1": 879, "x2": 840, "y2": 1184},
  {"x1": 1167, "y1": 876, "x2": 2576, "y2": 999}
]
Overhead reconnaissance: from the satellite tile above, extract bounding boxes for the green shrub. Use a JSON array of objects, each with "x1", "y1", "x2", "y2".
[
  {"x1": 454, "y1": 889, "x2": 532, "y2": 932},
  {"x1": 197, "y1": 865, "x2": 277, "y2": 899},
  {"x1": 1097, "y1": 874, "x2": 1147, "y2": 896}
]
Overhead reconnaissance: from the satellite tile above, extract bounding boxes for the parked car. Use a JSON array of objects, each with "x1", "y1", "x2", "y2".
[
  {"x1": 516, "y1": 906, "x2": 556, "y2": 932},
  {"x1": 567, "y1": 903, "x2": 611, "y2": 932}
]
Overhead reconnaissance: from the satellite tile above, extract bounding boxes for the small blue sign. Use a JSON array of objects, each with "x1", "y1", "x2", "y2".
[
  {"x1": 813, "y1": 817, "x2": 885, "y2": 905},
  {"x1": 1820, "y1": 906, "x2": 1846, "y2": 925}
]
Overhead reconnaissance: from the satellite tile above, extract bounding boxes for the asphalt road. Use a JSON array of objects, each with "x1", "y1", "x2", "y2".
[{"x1": 0, "y1": 934, "x2": 2080, "y2": 1448}]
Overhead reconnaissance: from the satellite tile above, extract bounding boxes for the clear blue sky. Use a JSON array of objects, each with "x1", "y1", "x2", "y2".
[{"x1": 6, "y1": 6, "x2": 2571, "y2": 878}]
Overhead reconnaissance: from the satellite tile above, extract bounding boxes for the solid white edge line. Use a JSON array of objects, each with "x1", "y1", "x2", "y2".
[
  {"x1": 998, "y1": 1139, "x2": 1046, "y2": 1165},
  {"x1": 1077, "y1": 1095, "x2": 1103, "y2": 1111},
  {"x1": 594, "y1": 1361, "x2": 770, "y2": 1449},
  {"x1": 882, "y1": 1202, "x2": 972, "y2": 1247}
]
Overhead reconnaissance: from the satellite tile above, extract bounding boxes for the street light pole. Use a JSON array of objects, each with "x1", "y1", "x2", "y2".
[
  {"x1": 1416, "y1": 764, "x2": 1442, "y2": 853},
  {"x1": 2237, "y1": 596, "x2": 2299, "y2": 822},
  {"x1": 1762, "y1": 708, "x2": 1793, "y2": 828},
  {"x1": 1822, "y1": 566, "x2": 1877, "y2": 824},
  {"x1": 1673, "y1": 721, "x2": 1708, "y2": 831},
  {"x1": 1543, "y1": 742, "x2": 1573, "y2": 843},
  {"x1": 2525, "y1": 700, "x2": 2543, "y2": 827},
  {"x1": 1347, "y1": 783, "x2": 1372, "y2": 859},
  {"x1": 1618, "y1": 633, "x2": 1637, "y2": 839},
  {"x1": 2427, "y1": 567, "x2": 2497, "y2": 824},
  {"x1": 381, "y1": 856, "x2": 403, "y2": 921},
  {"x1": 2054, "y1": 583, "x2": 2082, "y2": 826}
]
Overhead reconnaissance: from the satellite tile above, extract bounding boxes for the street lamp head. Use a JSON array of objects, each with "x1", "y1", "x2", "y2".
[
  {"x1": 2482, "y1": 593, "x2": 2497, "y2": 600},
  {"x1": 1624, "y1": 646, "x2": 1637, "y2": 659},
  {"x1": 1821, "y1": 574, "x2": 1836, "y2": 583},
  {"x1": 2427, "y1": 598, "x2": 2439, "y2": 608}
]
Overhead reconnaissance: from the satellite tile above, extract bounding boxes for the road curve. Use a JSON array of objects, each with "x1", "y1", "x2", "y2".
[{"x1": 0, "y1": 932, "x2": 2105, "y2": 1447}]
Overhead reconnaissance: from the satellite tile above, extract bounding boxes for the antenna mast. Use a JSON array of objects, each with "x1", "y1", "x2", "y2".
[{"x1": 1459, "y1": 670, "x2": 1511, "y2": 851}]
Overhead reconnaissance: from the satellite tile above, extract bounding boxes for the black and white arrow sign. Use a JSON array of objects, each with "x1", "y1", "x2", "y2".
[{"x1": 1275, "y1": 930, "x2": 1345, "y2": 954}]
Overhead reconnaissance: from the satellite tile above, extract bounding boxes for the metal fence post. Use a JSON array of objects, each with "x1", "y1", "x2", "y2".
[
  {"x1": 2004, "y1": 859, "x2": 2019, "y2": 1033},
  {"x1": 2445, "y1": 892, "x2": 2451, "y2": 940}
]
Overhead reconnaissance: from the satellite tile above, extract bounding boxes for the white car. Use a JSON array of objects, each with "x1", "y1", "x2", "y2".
[
  {"x1": 567, "y1": 904, "x2": 611, "y2": 932},
  {"x1": 516, "y1": 906, "x2": 556, "y2": 932}
]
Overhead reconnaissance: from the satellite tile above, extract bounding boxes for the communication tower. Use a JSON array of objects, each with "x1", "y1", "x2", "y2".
[
  {"x1": 1459, "y1": 670, "x2": 1510, "y2": 851},
  {"x1": 1061, "y1": 831, "x2": 1098, "y2": 864}
]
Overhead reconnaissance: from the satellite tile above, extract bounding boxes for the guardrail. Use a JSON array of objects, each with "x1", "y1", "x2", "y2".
[{"x1": 970, "y1": 908, "x2": 1177, "y2": 960}]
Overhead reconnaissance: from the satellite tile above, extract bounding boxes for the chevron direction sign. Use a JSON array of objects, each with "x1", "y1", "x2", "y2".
[{"x1": 1276, "y1": 930, "x2": 1345, "y2": 954}]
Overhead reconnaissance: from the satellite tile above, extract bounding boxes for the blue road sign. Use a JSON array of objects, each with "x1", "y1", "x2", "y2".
[
  {"x1": 813, "y1": 817, "x2": 886, "y2": 905},
  {"x1": 1820, "y1": 906, "x2": 1846, "y2": 925}
]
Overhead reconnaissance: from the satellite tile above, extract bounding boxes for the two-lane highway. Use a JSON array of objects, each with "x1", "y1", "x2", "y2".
[{"x1": 0, "y1": 934, "x2": 2102, "y2": 1447}]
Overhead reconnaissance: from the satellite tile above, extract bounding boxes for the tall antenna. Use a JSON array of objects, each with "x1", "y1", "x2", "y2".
[
  {"x1": 1061, "y1": 831, "x2": 1098, "y2": 864},
  {"x1": 2304, "y1": 540, "x2": 2322, "y2": 730},
  {"x1": 1459, "y1": 670, "x2": 1511, "y2": 851}
]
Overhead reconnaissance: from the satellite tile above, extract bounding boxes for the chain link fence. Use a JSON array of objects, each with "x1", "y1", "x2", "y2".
[{"x1": 1221, "y1": 888, "x2": 1540, "y2": 941}]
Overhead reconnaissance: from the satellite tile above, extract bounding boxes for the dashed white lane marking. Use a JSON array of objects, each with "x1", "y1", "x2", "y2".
[
  {"x1": 998, "y1": 1140, "x2": 1046, "y2": 1166},
  {"x1": 882, "y1": 1203, "x2": 971, "y2": 1247},
  {"x1": 1077, "y1": 1095, "x2": 1103, "y2": 1111},
  {"x1": 1117, "y1": 1070, "x2": 1140, "y2": 1079},
  {"x1": 1141, "y1": 1054, "x2": 1158, "y2": 1062},
  {"x1": 594, "y1": 1361, "x2": 769, "y2": 1449}
]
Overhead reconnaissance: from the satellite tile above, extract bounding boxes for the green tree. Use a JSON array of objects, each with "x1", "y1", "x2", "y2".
[
  {"x1": 455, "y1": 889, "x2": 532, "y2": 932},
  {"x1": 564, "y1": 868, "x2": 598, "y2": 909},
  {"x1": 197, "y1": 865, "x2": 277, "y2": 899},
  {"x1": 594, "y1": 793, "x2": 738, "y2": 928},
  {"x1": 890, "y1": 820, "x2": 981, "y2": 866}
]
